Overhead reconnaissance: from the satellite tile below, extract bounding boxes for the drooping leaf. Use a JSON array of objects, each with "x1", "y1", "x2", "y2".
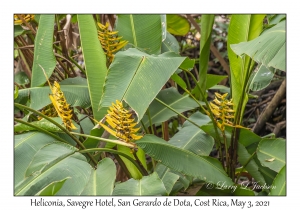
[
  {"x1": 116, "y1": 15, "x2": 162, "y2": 54},
  {"x1": 99, "y1": 48, "x2": 189, "y2": 122},
  {"x1": 141, "y1": 87, "x2": 199, "y2": 127},
  {"x1": 81, "y1": 158, "x2": 116, "y2": 195},
  {"x1": 269, "y1": 165, "x2": 286, "y2": 195},
  {"x1": 249, "y1": 65, "x2": 275, "y2": 91},
  {"x1": 78, "y1": 14, "x2": 108, "y2": 121},
  {"x1": 192, "y1": 14, "x2": 215, "y2": 100},
  {"x1": 14, "y1": 71, "x2": 30, "y2": 86},
  {"x1": 14, "y1": 117, "x2": 62, "y2": 133},
  {"x1": 36, "y1": 177, "x2": 70, "y2": 196},
  {"x1": 136, "y1": 135, "x2": 233, "y2": 185},
  {"x1": 231, "y1": 20, "x2": 286, "y2": 71},
  {"x1": 257, "y1": 138, "x2": 286, "y2": 172},
  {"x1": 31, "y1": 15, "x2": 56, "y2": 87},
  {"x1": 166, "y1": 14, "x2": 190, "y2": 36},
  {"x1": 113, "y1": 172, "x2": 167, "y2": 195}
]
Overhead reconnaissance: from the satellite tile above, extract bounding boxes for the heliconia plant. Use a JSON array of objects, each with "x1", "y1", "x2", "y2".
[{"x1": 14, "y1": 14, "x2": 286, "y2": 196}]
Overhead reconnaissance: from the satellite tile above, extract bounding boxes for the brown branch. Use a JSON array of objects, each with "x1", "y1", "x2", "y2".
[{"x1": 252, "y1": 79, "x2": 286, "y2": 134}]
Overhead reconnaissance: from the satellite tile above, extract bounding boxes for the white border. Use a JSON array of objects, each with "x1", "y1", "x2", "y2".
[{"x1": 4, "y1": 0, "x2": 297, "y2": 209}]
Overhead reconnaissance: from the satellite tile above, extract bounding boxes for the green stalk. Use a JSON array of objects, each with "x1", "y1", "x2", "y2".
[
  {"x1": 79, "y1": 148, "x2": 147, "y2": 176},
  {"x1": 14, "y1": 118, "x2": 69, "y2": 144},
  {"x1": 154, "y1": 98, "x2": 201, "y2": 130},
  {"x1": 14, "y1": 103, "x2": 98, "y2": 167},
  {"x1": 146, "y1": 108, "x2": 155, "y2": 134},
  {"x1": 69, "y1": 132, "x2": 136, "y2": 148}
]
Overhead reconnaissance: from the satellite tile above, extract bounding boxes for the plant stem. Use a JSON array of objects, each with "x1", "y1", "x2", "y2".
[
  {"x1": 79, "y1": 148, "x2": 147, "y2": 176},
  {"x1": 154, "y1": 98, "x2": 201, "y2": 130},
  {"x1": 14, "y1": 118, "x2": 69, "y2": 144},
  {"x1": 14, "y1": 103, "x2": 98, "y2": 167},
  {"x1": 146, "y1": 108, "x2": 155, "y2": 134},
  {"x1": 70, "y1": 132, "x2": 136, "y2": 148}
]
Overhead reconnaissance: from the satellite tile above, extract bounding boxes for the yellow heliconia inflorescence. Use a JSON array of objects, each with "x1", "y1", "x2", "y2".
[
  {"x1": 99, "y1": 100, "x2": 143, "y2": 142},
  {"x1": 39, "y1": 65, "x2": 76, "y2": 131},
  {"x1": 14, "y1": 14, "x2": 35, "y2": 25},
  {"x1": 38, "y1": 104, "x2": 58, "y2": 120},
  {"x1": 97, "y1": 22, "x2": 128, "y2": 65},
  {"x1": 208, "y1": 92, "x2": 235, "y2": 131}
]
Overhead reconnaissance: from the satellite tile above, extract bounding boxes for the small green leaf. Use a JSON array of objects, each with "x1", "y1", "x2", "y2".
[{"x1": 167, "y1": 15, "x2": 190, "y2": 36}]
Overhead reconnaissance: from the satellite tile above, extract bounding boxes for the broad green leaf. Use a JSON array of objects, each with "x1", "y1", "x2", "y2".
[
  {"x1": 18, "y1": 77, "x2": 90, "y2": 111},
  {"x1": 238, "y1": 142, "x2": 266, "y2": 185},
  {"x1": 255, "y1": 157, "x2": 277, "y2": 186},
  {"x1": 117, "y1": 145, "x2": 142, "y2": 180},
  {"x1": 14, "y1": 71, "x2": 30, "y2": 86},
  {"x1": 14, "y1": 132, "x2": 56, "y2": 185},
  {"x1": 136, "y1": 135, "x2": 233, "y2": 185},
  {"x1": 257, "y1": 138, "x2": 286, "y2": 172},
  {"x1": 141, "y1": 87, "x2": 199, "y2": 127},
  {"x1": 83, "y1": 127, "x2": 104, "y2": 149},
  {"x1": 269, "y1": 165, "x2": 286, "y2": 195},
  {"x1": 155, "y1": 164, "x2": 180, "y2": 195},
  {"x1": 81, "y1": 158, "x2": 116, "y2": 195},
  {"x1": 78, "y1": 15, "x2": 108, "y2": 121},
  {"x1": 36, "y1": 177, "x2": 70, "y2": 196},
  {"x1": 171, "y1": 73, "x2": 187, "y2": 89},
  {"x1": 31, "y1": 15, "x2": 56, "y2": 87},
  {"x1": 15, "y1": 142, "x2": 92, "y2": 195},
  {"x1": 268, "y1": 14, "x2": 286, "y2": 25},
  {"x1": 227, "y1": 15, "x2": 265, "y2": 115},
  {"x1": 99, "y1": 48, "x2": 188, "y2": 122},
  {"x1": 206, "y1": 74, "x2": 227, "y2": 90},
  {"x1": 231, "y1": 20, "x2": 286, "y2": 71},
  {"x1": 113, "y1": 172, "x2": 167, "y2": 195},
  {"x1": 192, "y1": 15, "x2": 215, "y2": 100},
  {"x1": 116, "y1": 15, "x2": 162, "y2": 54},
  {"x1": 166, "y1": 14, "x2": 190, "y2": 36},
  {"x1": 161, "y1": 32, "x2": 180, "y2": 54},
  {"x1": 76, "y1": 113, "x2": 95, "y2": 135},
  {"x1": 249, "y1": 65, "x2": 275, "y2": 91},
  {"x1": 169, "y1": 112, "x2": 213, "y2": 156}
]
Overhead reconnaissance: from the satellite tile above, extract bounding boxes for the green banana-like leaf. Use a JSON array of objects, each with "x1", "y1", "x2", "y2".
[
  {"x1": 238, "y1": 142, "x2": 266, "y2": 185},
  {"x1": 141, "y1": 87, "x2": 199, "y2": 127},
  {"x1": 231, "y1": 20, "x2": 286, "y2": 71},
  {"x1": 78, "y1": 15, "x2": 108, "y2": 121},
  {"x1": 192, "y1": 14, "x2": 215, "y2": 100},
  {"x1": 81, "y1": 158, "x2": 116, "y2": 195},
  {"x1": 136, "y1": 135, "x2": 233, "y2": 185},
  {"x1": 249, "y1": 65, "x2": 275, "y2": 91},
  {"x1": 257, "y1": 138, "x2": 286, "y2": 172},
  {"x1": 155, "y1": 164, "x2": 180, "y2": 195},
  {"x1": 36, "y1": 177, "x2": 70, "y2": 196},
  {"x1": 169, "y1": 112, "x2": 213, "y2": 156},
  {"x1": 15, "y1": 141, "x2": 92, "y2": 195},
  {"x1": 269, "y1": 165, "x2": 286, "y2": 195},
  {"x1": 14, "y1": 117, "x2": 62, "y2": 133},
  {"x1": 116, "y1": 15, "x2": 162, "y2": 55},
  {"x1": 113, "y1": 172, "x2": 167, "y2": 195},
  {"x1": 99, "y1": 48, "x2": 189, "y2": 122},
  {"x1": 14, "y1": 132, "x2": 56, "y2": 185},
  {"x1": 166, "y1": 14, "x2": 190, "y2": 36},
  {"x1": 161, "y1": 32, "x2": 180, "y2": 54},
  {"x1": 227, "y1": 14, "x2": 265, "y2": 115},
  {"x1": 17, "y1": 77, "x2": 90, "y2": 111},
  {"x1": 31, "y1": 14, "x2": 56, "y2": 87}
]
